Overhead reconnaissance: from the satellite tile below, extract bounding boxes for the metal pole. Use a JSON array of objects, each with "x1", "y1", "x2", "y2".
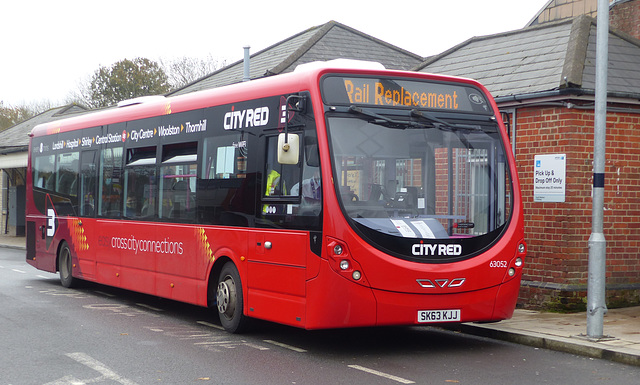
[
  {"x1": 243, "y1": 46, "x2": 251, "y2": 82},
  {"x1": 587, "y1": 0, "x2": 609, "y2": 339}
]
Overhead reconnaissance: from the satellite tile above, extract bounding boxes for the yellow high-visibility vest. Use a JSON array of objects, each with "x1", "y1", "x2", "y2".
[
  {"x1": 265, "y1": 169, "x2": 281, "y2": 196},
  {"x1": 263, "y1": 169, "x2": 286, "y2": 214}
]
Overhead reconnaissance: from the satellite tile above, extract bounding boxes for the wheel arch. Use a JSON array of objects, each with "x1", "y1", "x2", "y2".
[
  {"x1": 206, "y1": 255, "x2": 233, "y2": 308},
  {"x1": 54, "y1": 238, "x2": 70, "y2": 273},
  {"x1": 206, "y1": 242, "x2": 248, "y2": 306}
]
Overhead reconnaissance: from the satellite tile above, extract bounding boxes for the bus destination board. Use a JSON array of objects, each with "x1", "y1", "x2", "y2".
[{"x1": 321, "y1": 76, "x2": 492, "y2": 114}]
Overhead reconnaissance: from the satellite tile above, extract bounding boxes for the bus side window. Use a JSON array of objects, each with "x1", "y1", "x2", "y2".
[
  {"x1": 199, "y1": 134, "x2": 253, "y2": 226},
  {"x1": 49, "y1": 151, "x2": 80, "y2": 216},
  {"x1": 79, "y1": 150, "x2": 98, "y2": 217},
  {"x1": 56, "y1": 152, "x2": 79, "y2": 197},
  {"x1": 160, "y1": 164, "x2": 196, "y2": 220},
  {"x1": 159, "y1": 142, "x2": 197, "y2": 221},
  {"x1": 98, "y1": 147, "x2": 123, "y2": 217},
  {"x1": 123, "y1": 147, "x2": 157, "y2": 220},
  {"x1": 295, "y1": 135, "x2": 322, "y2": 203},
  {"x1": 264, "y1": 135, "x2": 300, "y2": 200},
  {"x1": 260, "y1": 132, "x2": 322, "y2": 230},
  {"x1": 33, "y1": 154, "x2": 55, "y2": 190}
]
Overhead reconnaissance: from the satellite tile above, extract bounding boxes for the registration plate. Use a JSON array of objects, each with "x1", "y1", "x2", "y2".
[{"x1": 417, "y1": 309, "x2": 461, "y2": 323}]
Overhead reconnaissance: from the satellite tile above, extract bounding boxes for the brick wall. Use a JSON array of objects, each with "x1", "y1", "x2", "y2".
[
  {"x1": 611, "y1": 0, "x2": 640, "y2": 40},
  {"x1": 514, "y1": 105, "x2": 640, "y2": 309}
]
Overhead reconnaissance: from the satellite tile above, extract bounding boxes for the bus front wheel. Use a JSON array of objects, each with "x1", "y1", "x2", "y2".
[
  {"x1": 216, "y1": 262, "x2": 248, "y2": 333},
  {"x1": 58, "y1": 241, "x2": 77, "y2": 288}
]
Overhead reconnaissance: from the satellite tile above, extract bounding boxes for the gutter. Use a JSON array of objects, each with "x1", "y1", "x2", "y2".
[
  {"x1": 0, "y1": 146, "x2": 28, "y2": 156},
  {"x1": 494, "y1": 88, "x2": 588, "y2": 104},
  {"x1": 495, "y1": 88, "x2": 640, "y2": 109}
]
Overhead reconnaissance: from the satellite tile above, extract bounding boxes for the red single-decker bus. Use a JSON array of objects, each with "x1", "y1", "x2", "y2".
[{"x1": 27, "y1": 61, "x2": 526, "y2": 333}]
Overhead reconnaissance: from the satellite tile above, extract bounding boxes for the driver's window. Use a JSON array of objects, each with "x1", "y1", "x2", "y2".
[
  {"x1": 261, "y1": 133, "x2": 322, "y2": 231},
  {"x1": 263, "y1": 135, "x2": 301, "y2": 201},
  {"x1": 291, "y1": 135, "x2": 321, "y2": 203}
]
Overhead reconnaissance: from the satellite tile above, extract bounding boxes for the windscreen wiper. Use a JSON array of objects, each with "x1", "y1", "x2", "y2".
[
  {"x1": 348, "y1": 106, "x2": 427, "y2": 129},
  {"x1": 347, "y1": 105, "x2": 496, "y2": 132},
  {"x1": 410, "y1": 109, "x2": 455, "y2": 129},
  {"x1": 411, "y1": 109, "x2": 495, "y2": 132}
]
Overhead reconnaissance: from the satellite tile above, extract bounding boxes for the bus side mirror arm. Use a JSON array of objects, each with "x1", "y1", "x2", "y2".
[{"x1": 278, "y1": 94, "x2": 306, "y2": 165}]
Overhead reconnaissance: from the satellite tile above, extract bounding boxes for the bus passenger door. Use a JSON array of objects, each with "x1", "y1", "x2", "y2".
[
  {"x1": 246, "y1": 133, "x2": 312, "y2": 327},
  {"x1": 247, "y1": 229, "x2": 308, "y2": 327}
]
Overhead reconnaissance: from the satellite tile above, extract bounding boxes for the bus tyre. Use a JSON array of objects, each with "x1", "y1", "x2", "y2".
[
  {"x1": 58, "y1": 241, "x2": 77, "y2": 288},
  {"x1": 216, "y1": 262, "x2": 247, "y2": 333}
]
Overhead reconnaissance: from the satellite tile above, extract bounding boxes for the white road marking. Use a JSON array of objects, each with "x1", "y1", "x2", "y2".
[
  {"x1": 83, "y1": 303, "x2": 160, "y2": 318},
  {"x1": 244, "y1": 342, "x2": 270, "y2": 351},
  {"x1": 12, "y1": 268, "x2": 26, "y2": 273},
  {"x1": 136, "y1": 303, "x2": 163, "y2": 312},
  {"x1": 193, "y1": 341, "x2": 236, "y2": 345},
  {"x1": 196, "y1": 320, "x2": 225, "y2": 330},
  {"x1": 348, "y1": 365, "x2": 415, "y2": 384},
  {"x1": 40, "y1": 288, "x2": 88, "y2": 298},
  {"x1": 94, "y1": 290, "x2": 116, "y2": 297},
  {"x1": 64, "y1": 352, "x2": 139, "y2": 385},
  {"x1": 263, "y1": 339, "x2": 307, "y2": 353}
]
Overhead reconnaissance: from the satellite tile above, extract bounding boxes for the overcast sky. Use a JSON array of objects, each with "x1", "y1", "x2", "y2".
[{"x1": 1, "y1": 0, "x2": 550, "y2": 106}]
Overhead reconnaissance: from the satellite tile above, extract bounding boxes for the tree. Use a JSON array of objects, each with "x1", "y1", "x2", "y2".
[
  {"x1": 80, "y1": 58, "x2": 171, "y2": 109},
  {"x1": 0, "y1": 101, "x2": 36, "y2": 131},
  {"x1": 160, "y1": 55, "x2": 225, "y2": 90}
]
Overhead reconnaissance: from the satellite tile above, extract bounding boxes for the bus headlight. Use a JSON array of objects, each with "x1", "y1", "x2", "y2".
[{"x1": 326, "y1": 237, "x2": 367, "y2": 285}]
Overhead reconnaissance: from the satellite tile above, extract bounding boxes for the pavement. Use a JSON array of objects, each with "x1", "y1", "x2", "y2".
[
  {"x1": 0, "y1": 234, "x2": 26, "y2": 250},
  {"x1": 451, "y1": 306, "x2": 640, "y2": 367},
  {"x1": 1, "y1": 234, "x2": 638, "y2": 367}
]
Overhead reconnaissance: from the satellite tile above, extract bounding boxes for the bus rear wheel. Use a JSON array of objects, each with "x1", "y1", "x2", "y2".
[
  {"x1": 58, "y1": 241, "x2": 77, "y2": 288},
  {"x1": 216, "y1": 262, "x2": 248, "y2": 333}
]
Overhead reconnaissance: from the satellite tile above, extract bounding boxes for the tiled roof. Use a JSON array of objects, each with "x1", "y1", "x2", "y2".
[
  {"x1": 415, "y1": 20, "x2": 573, "y2": 98},
  {"x1": 0, "y1": 105, "x2": 88, "y2": 154},
  {"x1": 414, "y1": 15, "x2": 640, "y2": 100},
  {"x1": 170, "y1": 21, "x2": 424, "y2": 96},
  {"x1": 583, "y1": 20, "x2": 640, "y2": 93}
]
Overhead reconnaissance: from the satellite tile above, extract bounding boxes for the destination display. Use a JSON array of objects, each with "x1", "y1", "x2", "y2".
[{"x1": 321, "y1": 76, "x2": 492, "y2": 114}]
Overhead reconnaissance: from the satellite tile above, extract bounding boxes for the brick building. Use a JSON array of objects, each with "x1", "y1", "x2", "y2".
[
  {"x1": 609, "y1": 0, "x2": 640, "y2": 38},
  {"x1": 416, "y1": 1, "x2": 640, "y2": 309}
]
